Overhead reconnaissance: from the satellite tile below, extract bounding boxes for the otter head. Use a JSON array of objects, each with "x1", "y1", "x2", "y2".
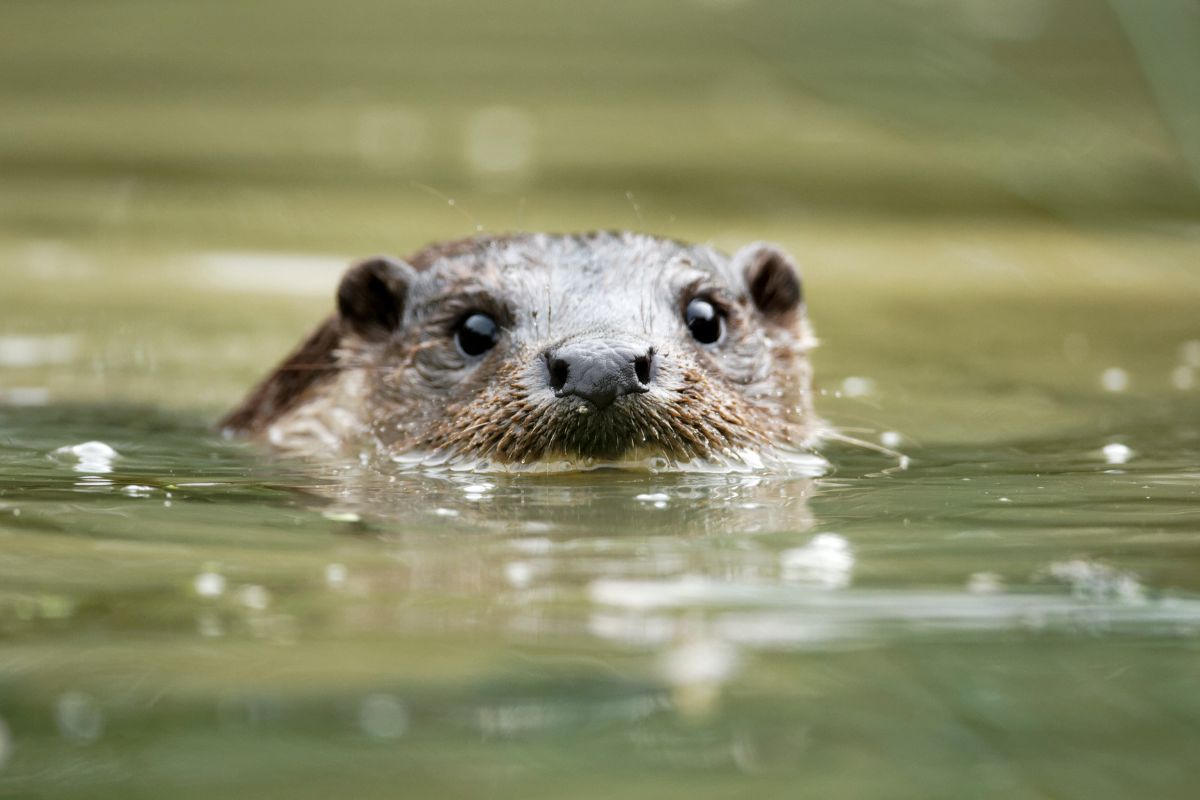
[{"x1": 330, "y1": 233, "x2": 816, "y2": 467}]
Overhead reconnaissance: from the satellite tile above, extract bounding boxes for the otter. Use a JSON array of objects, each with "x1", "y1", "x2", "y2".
[{"x1": 220, "y1": 232, "x2": 822, "y2": 470}]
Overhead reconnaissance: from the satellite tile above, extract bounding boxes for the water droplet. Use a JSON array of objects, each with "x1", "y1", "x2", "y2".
[{"x1": 1102, "y1": 443, "x2": 1133, "y2": 465}]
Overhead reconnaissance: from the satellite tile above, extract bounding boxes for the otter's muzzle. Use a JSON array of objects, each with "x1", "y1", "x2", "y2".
[{"x1": 545, "y1": 341, "x2": 655, "y2": 410}]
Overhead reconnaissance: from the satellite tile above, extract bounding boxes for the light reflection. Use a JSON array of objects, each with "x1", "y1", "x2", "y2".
[
  {"x1": 660, "y1": 636, "x2": 740, "y2": 718},
  {"x1": 780, "y1": 533, "x2": 854, "y2": 589},
  {"x1": 463, "y1": 106, "x2": 536, "y2": 178},
  {"x1": 357, "y1": 693, "x2": 409, "y2": 739},
  {"x1": 237, "y1": 585, "x2": 271, "y2": 611},
  {"x1": 1171, "y1": 365, "x2": 1195, "y2": 391},
  {"x1": 1100, "y1": 367, "x2": 1130, "y2": 393},
  {"x1": 0, "y1": 334, "x2": 77, "y2": 368},
  {"x1": 325, "y1": 563, "x2": 348, "y2": 589},
  {"x1": 0, "y1": 716, "x2": 10, "y2": 770},
  {"x1": 54, "y1": 691, "x2": 104, "y2": 744},
  {"x1": 1101, "y1": 443, "x2": 1133, "y2": 465},
  {"x1": 194, "y1": 571, "x2": 226, "y2": 598},
  {"x1": 53, "y1": 441, "x2": 118, "y2": 474},
  {"x1": 1044, "y1": 559, "x2": 1145, "y2": 605}
]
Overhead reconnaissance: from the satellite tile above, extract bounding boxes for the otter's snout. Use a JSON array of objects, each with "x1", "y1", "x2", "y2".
[{"x1": 545, "y1": 341, "x2": 655, "y2": 410}]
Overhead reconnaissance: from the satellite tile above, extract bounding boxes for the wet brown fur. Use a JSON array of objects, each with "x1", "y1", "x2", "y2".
[{"x1": 221, "y1": 232, "x2": 818, "y2": 466}]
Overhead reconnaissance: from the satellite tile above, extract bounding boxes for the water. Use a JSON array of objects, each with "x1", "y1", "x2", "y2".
[
  {"x1": 3, "y1": 0, "x2": 1200, "y2": 797},
  {"x1": 2, "y1": 283, "x2": 1197, "y2": 797}
]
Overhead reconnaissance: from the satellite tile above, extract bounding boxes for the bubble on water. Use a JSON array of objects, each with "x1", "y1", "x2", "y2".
[
  {"x1": 322, "y1": 510, "x2": 361, "y2": 523},
  {"x1": 434, "y1": 508, "x2": 459, "y2": 517},
  {"x1": 464, "y1": 106, "x2": 536, "y2": 178},
  {"x1": 879, "y1": 431, "x2": 903, "y2": 449},
  {"x1": 121, "y1": 485, "x2": 154, "y2": 497},
  {"x1": 504, "y1": 561, "x2": 533, "y2": 588},
  {"x1": 840, "y1": 376, "x2": 876, "y2": 398},
  {"x1": 325, "y1": 563, "x2": 348, "y2": 589},
  {"x1": 1100, "y1": 367, "x2": 1129, "y2": 393},
  {"x1": 461, "y1": 483, "x2": 492, "y2": 494},
  {"x1": 194, "y1": 571, "x2": 226, "y2": 598},
  {"x1": 967, "y1": 572, "x2": 1004, "y2": 594},
  {"x1": 55, "y1": 691, "x2": 104, "y2": 743},
  {"x1": 238, "y1": 585, "x2": 271, "y2": 611},
  {"x1": 0, "y1": 716, "x2": 10, "y2": 769},
  {"x1": 1182, "y1": 340, "x2": 1200, "y2": 368},
  {"x1": 357, "y1": 693, "x2": 409, "y2": 739},
  {"x1": 1171, "y1": 365, "x2": 1196, "y2": 391},
  {"x1": 635, "y1": 493, "x2": 670, "y2": 503},
  {"x1": 54, "y1": 441, "x2": 118, "y2": 474},
  {"x1": 780, "y1": 533, "x2": 854, "y2": 589},
  {"x1": 1102, "y1": 443, "x2": 1133, "y2": 465}
]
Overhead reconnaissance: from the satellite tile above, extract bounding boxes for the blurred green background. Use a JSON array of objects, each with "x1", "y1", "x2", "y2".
[{"x1": 2, "y1": 0, "x2": 1198, "y2": 252}]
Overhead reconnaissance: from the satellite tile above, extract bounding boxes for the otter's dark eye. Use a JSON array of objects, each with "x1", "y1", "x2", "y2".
[
  {"x1": 455, "y1": 312, "x2": 500, "y2": 357},
  {"x1": 685, "y1": 298, "x2": 724, "y2": 345}
]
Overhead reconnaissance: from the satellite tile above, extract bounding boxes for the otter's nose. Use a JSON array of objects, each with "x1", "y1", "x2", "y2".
[{"x1": 545, "y1": 341, "x2": 655, "y2": 410}]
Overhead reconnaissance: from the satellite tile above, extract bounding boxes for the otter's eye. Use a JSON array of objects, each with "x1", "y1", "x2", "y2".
[
  {"x1": 455, "y1": 312, "x2": 500, "y2": 357},
  {"x1": 684, "y1": 298, "x2": 724, "y2": 345}
]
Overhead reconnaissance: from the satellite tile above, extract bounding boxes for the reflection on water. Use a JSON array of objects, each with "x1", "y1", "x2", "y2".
[{"x1": 1, "y1": 399, "x2": 1198, "y2": 797}]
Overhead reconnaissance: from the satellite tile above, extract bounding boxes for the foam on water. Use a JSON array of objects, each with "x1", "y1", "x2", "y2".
[{"x1": 388, "y1": 443, "x2": 829, "y2": 477}]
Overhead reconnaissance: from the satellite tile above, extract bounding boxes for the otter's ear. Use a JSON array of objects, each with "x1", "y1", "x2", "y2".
[
  {"x1": 336, "y1": 256, "x2": 416, "y2": 341},
  {"x1": 734, "y1": 242, "x2": 803, "y2": 317}
]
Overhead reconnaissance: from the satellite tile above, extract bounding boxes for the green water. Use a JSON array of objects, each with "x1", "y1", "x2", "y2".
[{"x1": 3, "y1": 1, "x2": 1200, "y2": 798}]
